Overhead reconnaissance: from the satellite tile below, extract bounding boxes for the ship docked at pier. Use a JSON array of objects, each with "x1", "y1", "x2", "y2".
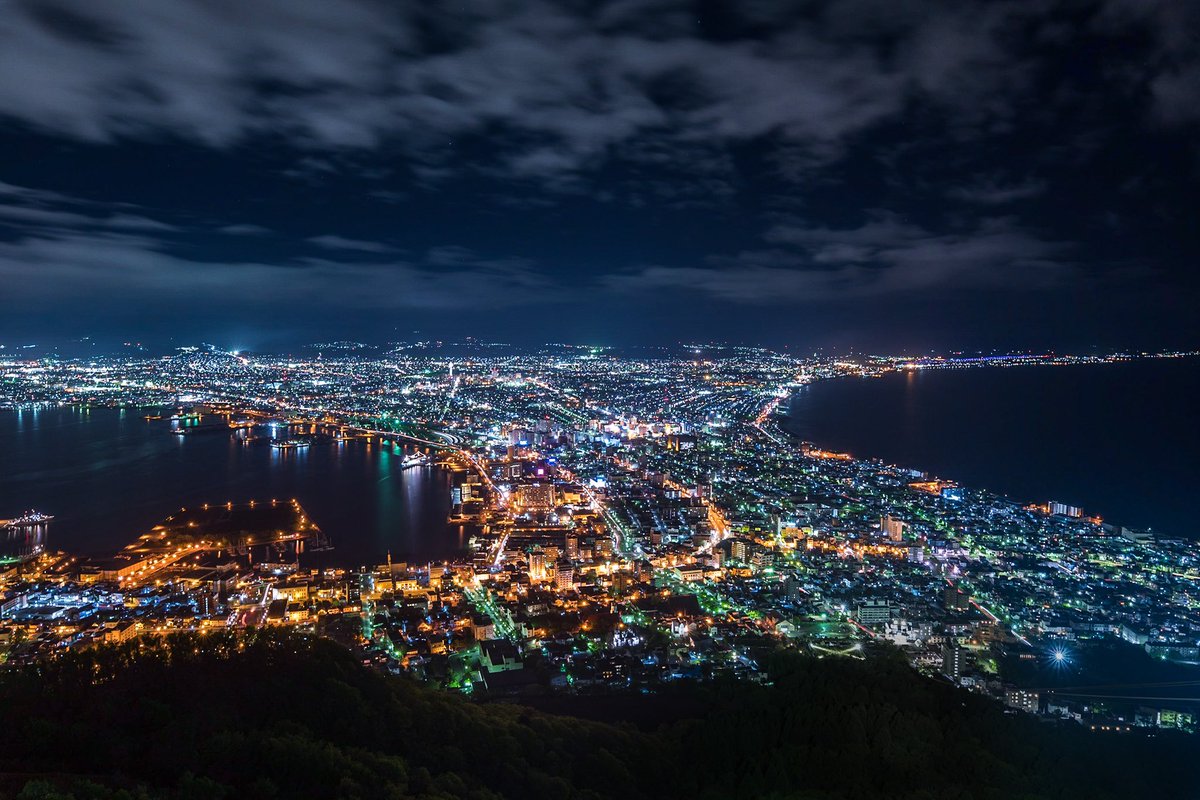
[
  {"x1": 270, "y1": 439, "x2": 312, "y2": 450},
  {"x1": 1, "y1": 510, "x2": 52, "y2": 565}
]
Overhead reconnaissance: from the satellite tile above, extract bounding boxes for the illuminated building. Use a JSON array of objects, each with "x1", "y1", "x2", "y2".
[
  {"x1": 1005, "y1": 688, "x2": 1039, "y2": 712},
  {"x1": 471, "y1": 615, "x2": 496, "y2": 641},
  {"x1": 528, "y1": 548, "x2": 547, "y2": 581},
  {"x1": 856, "y1": 599, "x2": 893, "y2": 626},
  {"x1": 515, "y1": 483, "x2": 556, "y2": 512},
  {"x1": 723, "y1": 537, "x2": 752, "y2": 563},
  {"x1": 554, "y1": 560, "x2": 574, "y2": 590},
  {"x1": 481, "y1": 639, "x2": 522, "y2": 673},
  {"x1": 1048, "y1": 501, "x2": 1083, "y2": 518},
  {"x1": 665, "y1": 434, "x2": 697, "y2": 451},
  {"x1": 1157, "y1": 709, "x2": 1196, "y2": 732},
  {"x1": 942, "y1": 642, "x2": 964, "y2": 682},
  {"x1": 880, "y1": 513, "x2": 907, "y2": 542},
  {"x1": 944, "y1": 584, "x2": 971, "y2": 613}
]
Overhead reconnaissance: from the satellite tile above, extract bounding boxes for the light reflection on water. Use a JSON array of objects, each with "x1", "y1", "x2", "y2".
[
  {"x1": 784, "y1": 360, "x2": 1199, "y2": 537},
  {"x1": 0, "y1": 406, "x2": 466, "y2": 565}
]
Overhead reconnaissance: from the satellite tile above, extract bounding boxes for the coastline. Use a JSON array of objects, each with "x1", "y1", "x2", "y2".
[{"x1": 775, "y1": 356, "x2": 1199, "y2": 538}]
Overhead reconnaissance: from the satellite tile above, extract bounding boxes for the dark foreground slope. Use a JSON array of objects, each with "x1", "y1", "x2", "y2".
[{"x1": 0, "y1": 631, "x2": 1194, "y2": 800}]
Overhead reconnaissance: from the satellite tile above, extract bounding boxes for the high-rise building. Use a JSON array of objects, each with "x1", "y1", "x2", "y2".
[
  {"x1": 1048, "y1": 501, "x2": 1083, "y2": 518},
  {"x1": 554, "y1": 560, "x2": 574, "y2": 591},
  {"x1": 529, "y1": 548, "x2": 547, "y2": 581},
  {"x1": 944, "y1": 584, "x2": 971, "y2": 612},
  {"x1": 1004, "y1": 688, "x2": 1039, "y2": 712},
  {"x1": 612, "y1": 571, "x2": 633, "y2": 593},
  {"x1": 729, "y1": 537, "x2": 750, "y2": 562},
  {"x1": 856, "y1": 599, "x2": 893, "y2": 626},
  {"x1": 881, "y1": 513, "x2": 907, "y2": 542},
  {"x1": 942, "y1": 642, "x2": 964, "y2": 682},
  {"x1": 751, "y1": 549, "x2": 775, "y2": 569}
]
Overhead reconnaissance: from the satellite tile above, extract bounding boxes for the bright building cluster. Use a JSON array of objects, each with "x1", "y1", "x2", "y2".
[{"x1": 1, "y1": 342, "x2": 1197, "y2": 733}]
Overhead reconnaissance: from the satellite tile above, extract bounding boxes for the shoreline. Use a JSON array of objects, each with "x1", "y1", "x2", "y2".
[
  {"x1": 775, "y1": 357, "x2": 1198, "y2": 539},
  {"x1": 0, "y1": 407, "x2": 470, "y2": 567}
]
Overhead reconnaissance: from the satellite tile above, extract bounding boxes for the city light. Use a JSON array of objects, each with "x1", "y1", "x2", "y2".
[{"x1": 0, "y1": 344, "x2": 1196, "y2": 737}]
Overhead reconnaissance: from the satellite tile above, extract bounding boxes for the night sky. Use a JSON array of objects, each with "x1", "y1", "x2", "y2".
[{"x1": 0, "y1": 0, "x2": 1196, "y2": 352}]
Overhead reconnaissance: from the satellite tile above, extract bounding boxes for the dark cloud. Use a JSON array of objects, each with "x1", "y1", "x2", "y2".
[
  {"x1": 0, "y1": 1, "x2": 1194, "y2": 349},
  {"x1": 1151, "y1": 64, "x2": 1200, "y2": 126},
  {"x1": 2, "y1": 0, "x2": 1176, "y2": 183},
  {"x1": 1088, "y1": 0, "x2": 1200, "y2": 126},
  {"x1": 0, "y1": 203, "x2": 175, "y2": 232},
  {"x1": 947, "y1": 177, "x2": 1047, "y2": 205},
  {"x1": 0, "y1": 227, "x2": 552, "y2": 312},
  {"x1": 218, "y1": 224, "x2": 272, "y2": 236},
  {"x1": 0, "y1": 180, "x2": 176, "y2": 231},
  {"x1": 307, "y1": 235, "x2": 400, "y2": 254},
  {"x1": 0, "y1": 180, "x2": 551, "y2": 313},
  {"x1": 607, "y1": 214, "x2": 1071, "y2": 302}
]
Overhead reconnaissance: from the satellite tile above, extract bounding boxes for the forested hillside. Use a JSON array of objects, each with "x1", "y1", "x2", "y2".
[{"x1": 0, "y1": 632, "x2": 1193, "y2": 799}]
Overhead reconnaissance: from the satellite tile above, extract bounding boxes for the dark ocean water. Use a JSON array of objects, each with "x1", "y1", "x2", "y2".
[
  {"x1": 785, "y1": 359, "x2": 1200, "y2": 538},
  {"x1": 0, "y1": 406, "x2": 468, "y2": 564}
]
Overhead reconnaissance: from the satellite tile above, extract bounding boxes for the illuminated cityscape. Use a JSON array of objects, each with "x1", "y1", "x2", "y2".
[
  {"x1": 2, "y1": 344, "x2": 1196, "y2": 735},
  {"x1": 2, "y1": 0, "x2": 1199, "y2": 795}
]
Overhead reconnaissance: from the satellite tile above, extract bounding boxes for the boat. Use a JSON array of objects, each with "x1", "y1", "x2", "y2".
[
  {"x1": 270, "y1": 439, "x2": 311, "y2": 450},
  {"x1": 2, "y1": 510, "x2": 54, "y2": 529},
  {"x1": 172, "y1": 423, "x2": 232, "y2": 435}
]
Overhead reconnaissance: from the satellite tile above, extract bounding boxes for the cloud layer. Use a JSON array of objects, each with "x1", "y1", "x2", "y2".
[
  {"x1": 0, "y1": 0, "x2": 1191, "y2": 183},
  {"x1": 0, "y1": 1, "x2": 1195, "y2": 347},
  {"x1": 0, "y1": 181, "x2": 552, "y2": 312},
  {"x1": 607, "y1": 214, "x2": 1071, "y2": 302}
]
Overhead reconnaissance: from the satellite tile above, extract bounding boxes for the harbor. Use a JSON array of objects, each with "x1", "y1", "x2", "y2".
[{"x1": 0, "y1": 406, "x2": 471, "y2": 566}]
